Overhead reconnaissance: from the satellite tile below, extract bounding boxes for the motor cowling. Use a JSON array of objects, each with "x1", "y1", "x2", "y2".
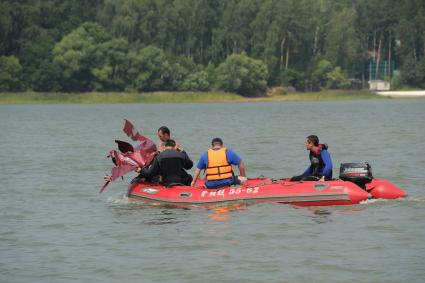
[{"x1": 339, "y1": 162, "x2": 373, "y2": 189}]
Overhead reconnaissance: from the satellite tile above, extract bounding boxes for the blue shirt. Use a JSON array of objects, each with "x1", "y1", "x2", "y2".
[
  {"x1": 197, "y1": 148, "x2": 241, "y2": 188},
  {"x1": 303, "y1": 149, "x2": 333, "y2": 179}
]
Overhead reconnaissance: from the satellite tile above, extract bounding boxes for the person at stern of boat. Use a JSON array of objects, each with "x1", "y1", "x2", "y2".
[
  {"x1": 138, "y1": 139, "x2": 193, "y2": 186},
  {"x1": 291, "y1": 135, "x2": 333, "y2": 182},
  {"x1": 191, "y1": 138, "x2": 247, "y2": 188}
]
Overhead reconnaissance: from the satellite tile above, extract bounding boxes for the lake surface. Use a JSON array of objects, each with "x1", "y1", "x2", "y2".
[{"x1": 1, "y1": 100, "x2": 425, "y2": 283}]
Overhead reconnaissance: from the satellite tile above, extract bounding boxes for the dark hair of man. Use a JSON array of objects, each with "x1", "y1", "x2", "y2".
[
  {"x1": 158, "y1": 126, "x2": 170, "y2": 135},
  {"x1": 211, "y1": 137, "x2": 223, "y2": 146},
  {"x1": 307, "y1": 135, "x2": 319, "y2": 146},
  {"x1": 164, "y1": 139, "x2": 176, "y2": 147}
]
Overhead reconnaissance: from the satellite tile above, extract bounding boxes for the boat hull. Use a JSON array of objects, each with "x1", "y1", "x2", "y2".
[
  {"x1": 365, "y1": 178, "x2": 406, "y2": 199},
  {"x1": 128, "y1": 178, "x2": 374, "y2": 207}
]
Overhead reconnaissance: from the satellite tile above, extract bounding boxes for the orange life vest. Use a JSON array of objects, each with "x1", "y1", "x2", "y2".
[{"x1": 206, "y1": 148, "x2": 234, "y2": 180}]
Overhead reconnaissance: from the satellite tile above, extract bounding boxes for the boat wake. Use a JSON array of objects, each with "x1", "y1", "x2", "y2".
[
  {"x1": 360, "y1": 195, "x2": 425, "y2": 205},
  {"x1": 401, "y1": 196, "x2": 425, "y2": 203},
  {"x1": 107, "y1": 192, "x2": 130, "y2": 204}
]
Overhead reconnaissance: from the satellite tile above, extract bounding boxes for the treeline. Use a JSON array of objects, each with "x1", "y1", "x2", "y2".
[{"x1": 1, "y1": 0, "x2": 425, "y2": 95}]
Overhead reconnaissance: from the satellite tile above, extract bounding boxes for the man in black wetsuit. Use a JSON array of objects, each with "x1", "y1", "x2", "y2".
[
  {"x1": 291, "y1": 135, "x2": 333, "y2": 182},
  {"x1": 138, "y1": 139, "x2": 193, "y2": 186}
]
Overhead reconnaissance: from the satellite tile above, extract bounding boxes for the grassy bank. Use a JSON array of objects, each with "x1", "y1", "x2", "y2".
[{"x1": 0, "y1": 90, "x2": 383, "y2": 104}]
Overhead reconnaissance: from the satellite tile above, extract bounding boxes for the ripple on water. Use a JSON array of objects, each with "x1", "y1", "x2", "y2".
[{"x1": 2, "y1": 102, "x2": 425, "y2": 283}]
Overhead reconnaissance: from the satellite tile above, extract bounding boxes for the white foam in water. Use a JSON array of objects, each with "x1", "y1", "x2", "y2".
[
  {"x1": 360, "y1": 198, "x2": 389, "y2": 205},
  {"x1": 360, "y1": 196, "x2": 425, "y2": 205},
  {"x1": 107, "y1": 192, "x2": 130, "y2": 204},
  {"x1": 402, "y1": 196, "x2": 425, "y2": 203}
]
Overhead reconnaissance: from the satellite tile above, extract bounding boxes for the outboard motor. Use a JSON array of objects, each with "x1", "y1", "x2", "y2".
[{"x1": 339, "y1": 162, "x2": 373, "y2": 189}]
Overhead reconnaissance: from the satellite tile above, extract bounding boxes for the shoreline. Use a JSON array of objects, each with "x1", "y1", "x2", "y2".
[{"x1": 0, "y1": 90, "x2": 387, "y2": 104}]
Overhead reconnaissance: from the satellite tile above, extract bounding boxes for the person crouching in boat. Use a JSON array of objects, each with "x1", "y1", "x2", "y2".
[
  {"x1": 191, "y1": 138, "x2": 247, "y2": 188},
  {"x1": 138, "y1": 139, "x2": 193, "y2": 186},
  {"x1": 142, "y1": 125, "x2": 183, "y2": 183},
  {"x1": 291, "y1": 135, "x2": 333, "y2": 182}
]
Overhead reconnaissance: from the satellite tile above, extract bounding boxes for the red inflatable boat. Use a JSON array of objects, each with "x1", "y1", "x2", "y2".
[
  {"x1": 127, "y1": 163, "x2": 405, "y2": 207},
  {"x1": 102, "y1": 121, "x2": 406, "y2": 207},
  {"x1": 127, "y1": 177, "x2": 405, "y2": 207}
]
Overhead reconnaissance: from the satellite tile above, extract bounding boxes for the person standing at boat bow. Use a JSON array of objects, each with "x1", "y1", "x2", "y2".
[
  {"x1": 291, "y1": 135, "x2": 333, "y2": 182},
  {"x1": 138, "y1": 125, "x2": 183, "y2": 183},
  {"x1": 157, "y1": 126, "x2": 183, "y2": 152},
  {"x1": 191, "y1": 138, "x2": 247, "y2": 188}
]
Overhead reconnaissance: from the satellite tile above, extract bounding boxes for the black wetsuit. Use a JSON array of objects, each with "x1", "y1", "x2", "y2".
[
  {"x1": 139, "y1": 149, "x2": 193, "y2": 186},
  {"x1": 291, "y1": 144, "x2": 333, "y2": 181}
]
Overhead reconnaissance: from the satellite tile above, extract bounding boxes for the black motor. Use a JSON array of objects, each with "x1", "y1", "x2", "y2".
[{"x1": 339, "y1": 162, "x2": 373, "y2": 189}]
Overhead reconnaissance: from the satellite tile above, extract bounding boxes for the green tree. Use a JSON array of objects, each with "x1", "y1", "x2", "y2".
[
  {"x1": 251, "y1": 0, "x2": 314, "y2": 85},
  {"x1": 355, "y1": 0, "x2": 400, "y2": 82},
  {"x1": 19, "y1": 26, "x2": 62, "y2": 91},
  {"x1": 99, "y1": 0, "x2": 146, "y2": 43},
  {"x1": 395, "y1": 2, "x2": 425, "y2": 88},
  {"x1": 324, "y1": 7, "x2": 362, "y2": 77},
  {"x1": 170, "y1": 0, "x2": 218, "y2": 63},
  {"x1": 309, "y1": 59, "x2": 333, "y2": 90},
  {"x1": 0, "y1": 56, "x2": 23, "y2": 91},
  {"x1": 181, "y1": 71, "x2": 211, "y2": 91},
  {"x1": 325, "y1": 67, "x2": 350, "y2": 89},
  {"x1": 281, "y1": 68, "x2": 305, "y2": 91},
  {"x1": 400, "y1": 56, "x2": 425, "y2": 89},
  {"x1": 2, "y1": 0, "x2": 425, "y2": 92},
  {"x1": 53, "y1": 22, "x2": 109, "y2": 91},
  {"x1": 168, "y1": 56, "x2": 200, "y2": 90},
  {"x1": 215, "y1": 53, "x2": 268, "y2": 96},
  {"x1": 307, "y1": 58, "x2": 351, "y2": 90},
  {"x1": 126, "y1": 45, "x2": 173, "y2": 91},
  {"x1": 91, "y1": 38, "x2": 130, "y2": 91},
  {"x1": 0, "y1": 0, "x2": 103, "y2": 91},
  {"x1": 211, "y1": 0, "x2": 259, "y2": 62},
  {"x1": 0, "y1": 1, "x2": 14, "y2": 55}
]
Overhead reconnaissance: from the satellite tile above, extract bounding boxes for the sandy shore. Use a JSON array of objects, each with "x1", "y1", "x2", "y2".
[{"x1": 376, "y1": 91, "x2": 425, "y2": 98}]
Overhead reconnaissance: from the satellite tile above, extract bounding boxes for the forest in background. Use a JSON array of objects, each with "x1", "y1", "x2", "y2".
[{"x1": 1, "y1": 0, "x2": 424, "y2": 96}]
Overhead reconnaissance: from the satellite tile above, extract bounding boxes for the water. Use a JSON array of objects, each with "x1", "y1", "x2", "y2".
[{"x1": 1, "y1": 100, "x2": 425, "y2": 283}]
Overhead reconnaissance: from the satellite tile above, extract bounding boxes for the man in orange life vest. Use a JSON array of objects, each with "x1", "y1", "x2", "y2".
[{"x1": 190, "y1": 138, "x2": 247, "y2": 188}]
